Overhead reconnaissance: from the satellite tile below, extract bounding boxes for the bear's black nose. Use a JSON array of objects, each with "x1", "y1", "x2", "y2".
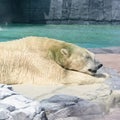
[
  {"x1": 98, "y1": 64, "x2": 103, "y2": 69},
  {"x1": 88, "y1": 69, "x2": 97, "y2": 73}
]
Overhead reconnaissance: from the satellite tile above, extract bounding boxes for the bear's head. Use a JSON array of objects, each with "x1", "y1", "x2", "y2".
[{"x1": 49, "y1": 43, "x2": 103, "y2": 75}]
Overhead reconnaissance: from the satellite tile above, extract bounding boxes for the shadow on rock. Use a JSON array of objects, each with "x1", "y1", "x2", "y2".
[{"x1": 40, "y1": 95, "x2": 107, "y2": 120}]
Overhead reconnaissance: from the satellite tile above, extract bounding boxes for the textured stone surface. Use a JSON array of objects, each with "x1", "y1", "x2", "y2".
[
  {"x1": 0, "y1": 85, "x2": 48, "y2": 120},
  {"x1": 47, "y1": 98, "x2": 106, "y2": 120},
  {"x1": 89, "y1": 47, "x2": 120, "y2": 54},
  {"x1": 0, "y1": 109, "x2": 10, "y2": 120},
  {"x1": 56, "y1": 118, "x2": 82, "y2": 120},
  {"x1": 1, "y1": 0, "x2": 120, "y2": 24},
  {"x1": 98, "y1": 108, "x2": 120, "y2": 120}
]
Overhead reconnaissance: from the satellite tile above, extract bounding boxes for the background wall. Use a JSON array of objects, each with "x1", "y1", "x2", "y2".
[
  {"x1": 0, "y1": 0, "x2": 120, "y2": 24},
  {"x1": 0, "y1": 0, "x2": 13, "y2": 23}
]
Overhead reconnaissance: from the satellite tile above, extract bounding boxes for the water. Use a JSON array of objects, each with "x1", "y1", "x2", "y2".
[
  {"x1": 0, "y1": 24, "x2": 120, "y2": 48},
  {"x1": 0, "y1": 27, "x2": 3, "y2": 31}
]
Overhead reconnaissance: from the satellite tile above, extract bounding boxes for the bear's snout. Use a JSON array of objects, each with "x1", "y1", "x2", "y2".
[{"x1": 88, "y1": 63, "x2": 103, "y2": 74}]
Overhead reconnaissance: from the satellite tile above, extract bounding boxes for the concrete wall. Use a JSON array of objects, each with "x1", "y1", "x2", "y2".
[
  {"x1": 0, "y1": 0, "x2": 120, "y2": 24},
  {"x1": 0, "y1": 0, "x2": 13, "y2": 23}
]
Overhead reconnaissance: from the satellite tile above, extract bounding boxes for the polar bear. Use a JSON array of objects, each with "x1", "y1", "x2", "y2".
[{"x1": 0, "y1": 36, "x2": 107, "y2": 85}]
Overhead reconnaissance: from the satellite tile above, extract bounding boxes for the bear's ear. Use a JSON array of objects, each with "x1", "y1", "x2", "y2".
[{"x1": 60, "y1": 48, "x2": 69, "y2": 56}]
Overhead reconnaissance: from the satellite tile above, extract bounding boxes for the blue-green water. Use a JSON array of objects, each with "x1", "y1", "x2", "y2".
[{"x1": 0, "y1": 24, "x2": 120, "y2": 48}]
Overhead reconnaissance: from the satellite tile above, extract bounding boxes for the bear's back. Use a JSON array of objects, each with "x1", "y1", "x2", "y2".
[{"x1": 0, "y1": 36, "x2": 67, "y2": 52}]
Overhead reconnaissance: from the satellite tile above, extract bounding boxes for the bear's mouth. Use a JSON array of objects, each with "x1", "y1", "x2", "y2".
[
  {"x1": 88, "y1": 69, "x2": 97, "y2": 74},
  {"x1": 88, "y1": 70, "x2": 97, "y2": 76},
  {"x1": 65, "y1": 68, "x2": 97, "y2": 76},
  {"x1": 79, "y1": 69, "x2": 98, "y2": 76}
]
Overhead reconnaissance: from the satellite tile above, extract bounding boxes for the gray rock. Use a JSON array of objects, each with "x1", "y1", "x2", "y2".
[
  {"x1": 0, "y1": 87, "x2": 16, "y2": 99},
  {"x1": 12, "y1": 107, "x2": 35, "y2": 119},
  {"x1": 55, "y1": 117, "x2": 82, "y2": 120},
  {"x1": 77, "y1": 101, "x2": 106, "y2": 115},
  {"x1": 0, "y1": 103, "x2": 15, "y2": 112},
  {"x1": 43, "y1": 94, "x2": 80, "y2": 103},
  {"x1": 0, "y1": 84, "x2": 13, "y2": 90},
  {"x1": 1, "y1": 95, "x2": 32, "y2": 109},
  {"x1": 33, "y1": 111, "x2": 48, "y2": 120},
  {"x1": 3, "y1": 85, "x2": 13, "y2": 91},
  {"x1": 39, "y1": 111, "x2": 48, "y2": 120},
  {"x1": 12, "y1": 111, "x2": 31, "y2": 120},
  {"x1": 0, "y1": 84, "x2": 5, "y2": 88},
  {"x1": 40, "y1": 95, "x2": 83, "y2": 113},
  {"x1": 48, "y1": 101, "x2": 105, "y2": 120},
  {"x1": 0, "y1": 84, "x2": 48, "y2": 120},
  {"x1": 0, "y1": 109, "x2": 10, "y2": 120},
  {"x1": 40, "y1": 102, "x2": 65, "y2": 113},
  {"x1": 99, "y1": 67, "x2": 120, "y2": 90},
  {"x1": 11, "y1": 106, "x2": 48, "y2": 120}
]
